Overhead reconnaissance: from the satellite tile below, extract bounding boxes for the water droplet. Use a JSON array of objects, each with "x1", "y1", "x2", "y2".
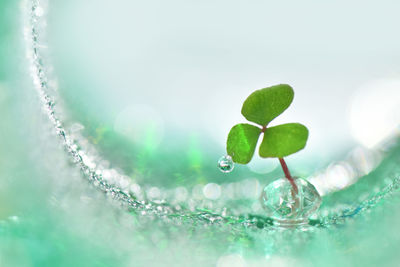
[
  {"x1": 218, "y1": 155, "x2": 234, "y2": 173},
  {"x1": 260, "y1": 177, "x2": 322, "y2": 226}
]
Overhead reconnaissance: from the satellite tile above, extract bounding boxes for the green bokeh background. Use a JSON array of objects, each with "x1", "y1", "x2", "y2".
[{"x1": 2, "y1": 1, "x2": 400, "y2": 266}]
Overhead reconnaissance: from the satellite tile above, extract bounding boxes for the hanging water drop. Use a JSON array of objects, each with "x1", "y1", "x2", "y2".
[{"x1": 218, "y1": 155, "x2": 234, "y2": 173}]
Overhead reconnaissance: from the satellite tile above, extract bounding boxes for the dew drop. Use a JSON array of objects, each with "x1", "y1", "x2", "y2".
[
  {"x1": 260, "y1": 177, "x2": 322, "y2": 226},
  {"x1": 218, "y1": 155, "x2": 234, "y2": 173}
]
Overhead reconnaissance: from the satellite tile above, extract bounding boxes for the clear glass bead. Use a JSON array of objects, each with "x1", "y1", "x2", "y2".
[{"x1": 260, "y1": 177, "x2": 322, "y2": 226}]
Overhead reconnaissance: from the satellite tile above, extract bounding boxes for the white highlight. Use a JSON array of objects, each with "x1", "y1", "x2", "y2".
[
  {"x1": 350, "y1": 79, "x2": 400, "y2": 148},
  {"x1": 203, "y1": 183, "x2": 222, "y2": 200},
  {"x1": 309, "y1": 146, "x2": 382, "y2": 196},
  {"x1": 34, "y1": 6, "x2": 44, "y2": 17}
]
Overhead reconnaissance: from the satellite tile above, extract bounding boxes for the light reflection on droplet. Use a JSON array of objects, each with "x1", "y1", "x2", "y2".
[
  {"x1": 174, "y1": 187, "x2": 188, "y2": 202},
  {"x1": 309, "y1": 162, "x2": 357, "y2": 196},
  {"x1": 80, "y1": 152, "x2": 96, "y2": 170},
  {"x1": 348, "y1": 147, "x2": 382, "y2": 176},
  {"x1": 308, "y1": 173, "x2": 327, "y2": 196},
  {"x1": 34, "y1": 6, "x2": 45, "y2": 17},
  {"x1": 118, "y1": 176, "x2": 130, "y2": 190},
  {"x1": 203, "y1": 183, "x2": 221, "y2": 200},
  {"x1": 309, "y1": 145, "x2": 384, "y2": 196},
  {"x1": 147, "y1": 187, "x2": 161, "y2": 199},
  {"x1": 130, "y1": 183, "x2": 141, "y2": 195},
  {"x1": 102, "y1": 169, "x2": 113, "y2": 181},
  {"x1": 325, "y1": 162, "x2": 357, "y2": 191},
  {"x1": 217, "y1": 155, "x2": 234, "y2": 173}
]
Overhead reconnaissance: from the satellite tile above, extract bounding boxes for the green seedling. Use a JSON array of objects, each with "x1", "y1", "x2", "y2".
[{"x1": 226, "y1": 84, "x2": 308, "y2": 193}]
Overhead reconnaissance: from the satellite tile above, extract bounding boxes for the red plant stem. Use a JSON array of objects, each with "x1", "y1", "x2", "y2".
[{"x1": 279, "y1": 158, "x2": 298, "y2": 194}]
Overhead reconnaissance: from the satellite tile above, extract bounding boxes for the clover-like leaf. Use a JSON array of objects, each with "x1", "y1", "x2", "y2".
[
  {"x1": 241, "y1": 84, "x2": 294, "y2": 126},
  {"x1": 227, "y1": 123, "x2": 261, "y2": 164},
  {"x1": 259, "y1": 123, "x2": 308, "y2": 158}
]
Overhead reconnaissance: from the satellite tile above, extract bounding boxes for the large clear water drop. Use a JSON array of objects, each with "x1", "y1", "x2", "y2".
[
  {"x1": 218, "y1": 155, "x2": 234, "y2": 173},
  {"x1": 260, "y1": 177, "x2": 322, "y2": 226}
]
